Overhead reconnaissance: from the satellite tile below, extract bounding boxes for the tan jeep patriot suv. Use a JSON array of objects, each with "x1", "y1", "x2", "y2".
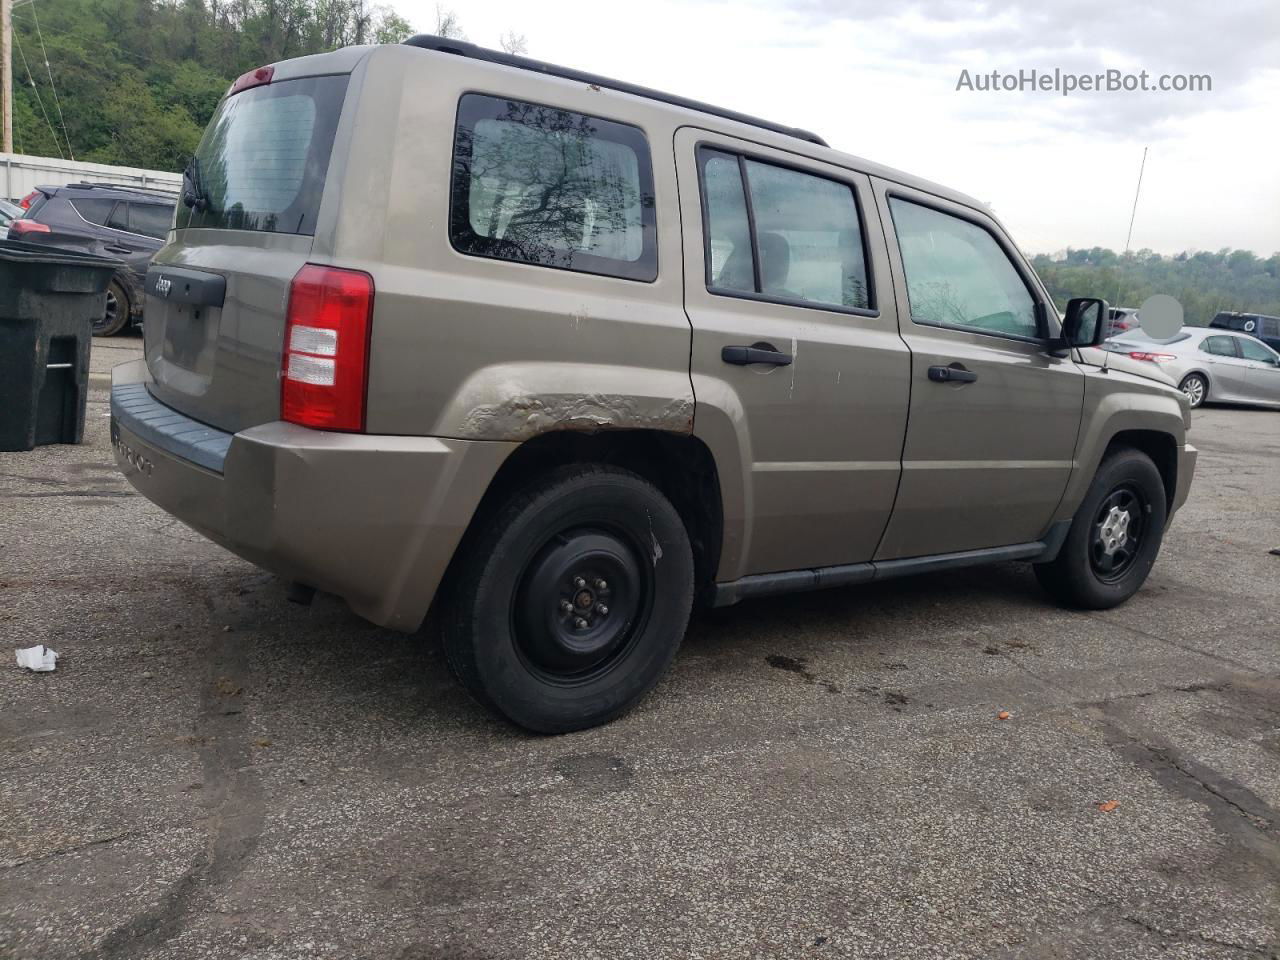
[{"x1": 111, "y1": 36, "x2": 1197, "y2": 732}]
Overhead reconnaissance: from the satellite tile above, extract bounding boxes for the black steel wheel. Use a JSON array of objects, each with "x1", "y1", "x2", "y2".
[
  {"x1": 513, "y1": 526, "x2": 653, "y2": 683},
  {"x1": 442, "y1": 464, "x2": 694, "y2": 733},
  {"x1": 1088, "y1": 484, "x2": 1146, "y2": 583},
  {"x1": 1034, "y1": 448, "x2": 1167, "y2": 609}
]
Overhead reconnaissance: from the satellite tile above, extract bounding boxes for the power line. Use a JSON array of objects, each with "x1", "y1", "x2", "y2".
[
  {"x1": 1123, "y1": 146, "x2": 1148, "y2": 254},
  {"x1": 12, "y1": 25, "x2": 61, "y2": 158},
  {"x1": 26, "y1": 0, "x2": 72, "y2": 158},
  {"x1": 1115, "y1": 146, "x2": 1149, "y2": 308}
]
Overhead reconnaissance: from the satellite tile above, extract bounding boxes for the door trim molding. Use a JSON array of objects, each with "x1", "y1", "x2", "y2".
[{"x1": 708, "y1": 519, "x2": 1071, "y2": 607}]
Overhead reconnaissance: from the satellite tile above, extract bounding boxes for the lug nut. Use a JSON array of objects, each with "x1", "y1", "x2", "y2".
[
  {"x1": 595, "y1": 579, "x2": 607, "y2": 590},
  {"x1": 574, "y1": 617, "x2": 588, "y2": 630},
  {"x1": 574, "y1": 577, "x2": 586, "y2": 589},
  {"x1": 596, "y1": 603, "x2": 609, "y2": 616},
  {"x1": 560, "y1": 600, "x2": 573, "y2": 613}
]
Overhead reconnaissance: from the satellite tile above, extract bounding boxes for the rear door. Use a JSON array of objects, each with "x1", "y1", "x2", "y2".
[
  {"x1": 144, "y1": 72, "x2": 350, "y2": 433},
  {"x1": 1237, "y1": 336, "x2": 1280, "y2": 403},
  {"x1": 1199, "y1": 335, "x2": 1250, "y2": 400},
  {"x1": 872, "y1": 180, "x2": 1084, "y2": 559},
  {"x1": 103, "y1": 202, "x2": 164, "y2": 277},
  {"x1": 675, "y1": 128, "x2": 910, "y2": 576}
]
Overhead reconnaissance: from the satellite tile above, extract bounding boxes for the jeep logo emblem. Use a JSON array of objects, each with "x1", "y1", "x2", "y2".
[{"x1": 155, "y1": 277, "x2": 172, "y2": 298}]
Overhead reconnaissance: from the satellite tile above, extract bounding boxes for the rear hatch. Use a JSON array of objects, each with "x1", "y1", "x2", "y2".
[{"x1": 144, "y1": 67, "x2": 353, "y2": 433}]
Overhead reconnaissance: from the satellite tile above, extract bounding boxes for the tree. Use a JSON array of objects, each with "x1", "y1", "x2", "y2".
[
  {"x1": 499, "y1": 30, "x2": 527, "y2": 55},
  {"x1": 434, "y1": 4, "x2": 464, "y2": 39},
  {"x1": 1031, "y1": 247, "x2": 1280, "y2": 326}
]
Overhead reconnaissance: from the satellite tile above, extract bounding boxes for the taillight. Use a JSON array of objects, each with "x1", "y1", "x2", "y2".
[
  {"x1": 229, "y1": 65, "x2": 274, "y2": 96},
  {"x1": 1127, "y1": 351, "x2": 1176, "y2": 363},
  {"x1": 9, "y1": 219, "x2": 51, "y2": 235},
  {"x1": 19, "y1": 190, "x2": 39, "y2": 210},
  {"x1": 281, "y1": 264, "x2": 373, "y2": 432}
]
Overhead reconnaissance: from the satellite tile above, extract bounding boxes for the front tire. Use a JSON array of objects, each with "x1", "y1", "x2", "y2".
[
  {"x1": 1034, "y1": 448, "x2": 1167, "y2": 610},
  {"x1": 1179, "y1": 373, "x2": 1207, "y2": 409},
  {"x1": 94, "y1": 279, "x2": 130, "y2": 337},
  {"x1": 442, "y1": 464, "x2": 694, "y2": 733}
]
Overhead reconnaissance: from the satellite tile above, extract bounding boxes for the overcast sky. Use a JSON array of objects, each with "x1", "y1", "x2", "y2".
[{"x1": 398, "y1": 0, "x2": 1280, "y2": 256}]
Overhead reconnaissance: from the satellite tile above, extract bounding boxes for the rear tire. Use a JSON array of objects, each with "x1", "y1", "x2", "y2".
[
  {"x1": 442, "y1": 464, "x2": 694, "y2": 733},
  {"x1": 1034, "y1": 448, "x2": 1167, "y2": 610},
  {"x1": 94, "y1": 279, "x2": 130, "y2": 337},
  {"x1": 1178, "y1": 373, "x2": 1207, "y2": 409}
]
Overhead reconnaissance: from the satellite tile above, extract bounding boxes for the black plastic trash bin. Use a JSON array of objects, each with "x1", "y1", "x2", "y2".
[{"x1": 0, "y1": 239, "x2": 117, "y2": 452}]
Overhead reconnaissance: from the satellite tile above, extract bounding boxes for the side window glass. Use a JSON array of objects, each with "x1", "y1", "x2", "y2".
[
  {"x1": 696, "y1": 148, "x2": 872, "y2": 311},
  {"x1": 70, "y1": 198, "x2": 115, "y2": 225},
  {"x1": 1260, "y1": 318, "x2": 1280, "y2": 338},
  {"x1": 742, "y1": 160, "x2": 870, "y2": 309},
  {"x1": 700, "y1": 150, "x2": 755, "y2": 294},
  {"x1": 1238, "y1": 337, "x2": 1277, "y2": 363},
  {"x1": 889, "y1": 198, "x2": 1038, "y2": 338},
  {"x1": 130, "y1": 203, "x2": 173, "y2": 239},
  {"x1": 450, "y1": 94, "x2": 657, "y2": 282},
  {"x1": 107, "y1": 203, "x2": 129, "y2": 232},
  {"x1": 1202, "y1": 336, "x2": 1236, "y2": 357}
]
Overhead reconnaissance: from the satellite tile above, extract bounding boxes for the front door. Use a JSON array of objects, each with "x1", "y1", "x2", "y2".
[
  {"x1": 1200, "y1": 335, "x2": 1251, "y2": 401},
  {"x1": 872, "y1": 180, "x2": 1085, "y2": 560},
  {"x1": 674, "y1": 128, "x2": 910, "y2": 579}
]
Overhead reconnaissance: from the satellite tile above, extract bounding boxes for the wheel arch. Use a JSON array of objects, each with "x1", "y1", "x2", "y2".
[
  {"x1": 1103, "y1": 429, "x2": 1178, "y2": 514},
  {"x1": 452, "y1": 429, "x2": 725, "y2": 600},
  {"x1": 1053, "y1": 383, "x2": 1186, "y2": 527}
]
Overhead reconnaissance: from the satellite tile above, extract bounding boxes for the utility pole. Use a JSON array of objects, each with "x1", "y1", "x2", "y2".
[{"x1": 2, "y1": 0, "x2": 11, "y2": 154}]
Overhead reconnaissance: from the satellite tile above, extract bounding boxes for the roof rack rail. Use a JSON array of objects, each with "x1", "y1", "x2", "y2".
[
  {"x1": 67, "y1": 181, "x2": 180, "y2": 195},
  {"x1": 402, "y1": 34, "x2": 828, "y2": 148}
]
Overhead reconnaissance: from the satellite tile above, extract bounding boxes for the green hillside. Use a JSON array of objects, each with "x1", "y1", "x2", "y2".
[
  {"x1": 1031, "y1": 248, "x2": 1280, "y2": 326},
  {"x1": 9, "y1": 0, "x2": 411, "y2": 170}
]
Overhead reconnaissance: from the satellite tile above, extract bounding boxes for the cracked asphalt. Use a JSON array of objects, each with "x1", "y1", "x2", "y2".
[{"x1": 1, "y1": 335, "x2": 1278, "y2": 959}]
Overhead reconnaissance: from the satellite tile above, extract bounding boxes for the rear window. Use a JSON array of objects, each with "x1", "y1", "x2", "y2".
[
  {"x1": 449, "y1": 94, "x2": 657, "y2": 282},
  {"x1": 176, "y1": 75, "x2": 348, "y2": 235}
]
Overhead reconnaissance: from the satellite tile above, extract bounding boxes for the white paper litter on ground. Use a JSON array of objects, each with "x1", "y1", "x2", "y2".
[{"x1": 16, "y1": 645, "x2": 59, "y2": 672}]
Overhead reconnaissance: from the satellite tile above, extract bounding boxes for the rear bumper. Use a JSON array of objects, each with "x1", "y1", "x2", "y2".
[
  {"x1": 110, "y1": 359, "x2": 517, "y2": 631},
  {"x1": 1172, "y1": 442, "x2": 1197, "y2": 519}
]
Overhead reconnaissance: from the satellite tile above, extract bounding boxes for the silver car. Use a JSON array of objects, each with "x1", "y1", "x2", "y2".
[{"x1": 1104, "y1": 328, "x2": 1280, "y2": 409}]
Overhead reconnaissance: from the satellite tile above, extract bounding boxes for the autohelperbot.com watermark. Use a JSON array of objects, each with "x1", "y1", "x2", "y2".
[{"x1": 955, "y1": 68, "x2": 1212, "y2": 96}]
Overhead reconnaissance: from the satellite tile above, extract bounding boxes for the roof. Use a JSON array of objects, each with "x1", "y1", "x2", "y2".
[
  {"x1": 403, "y1": 34, "x2": 826, "y2": 147},
  {"x1": 400, "y1": 35, "x2": 986, "y2": 214}
]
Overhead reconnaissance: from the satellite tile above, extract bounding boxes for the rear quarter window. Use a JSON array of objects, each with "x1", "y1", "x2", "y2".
[
  {"x1": 129, "y1": 203, "x2": 175, "y2": 239},
  {"x1": 70, "y1": 198, "x2": 116, "y2": 225},
  {"x1": 449, "y1": 94, "x2": 657, "y2": 282}
]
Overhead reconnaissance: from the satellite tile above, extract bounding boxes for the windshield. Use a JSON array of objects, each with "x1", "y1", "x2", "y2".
[{"x1": 176, "y1": 75, "x2": 348, "y2": 235}]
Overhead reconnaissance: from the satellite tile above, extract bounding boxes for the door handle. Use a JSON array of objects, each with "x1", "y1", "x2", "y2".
[
  {"x1": 928, "y1": 364, "x2": 978, "y2": 383},
  {"x1": 104, "y1": 245, "x2": 132, "y2": 255},
  {"x1": 722, "y1": 344, "x2": 793, "y2": 366}
]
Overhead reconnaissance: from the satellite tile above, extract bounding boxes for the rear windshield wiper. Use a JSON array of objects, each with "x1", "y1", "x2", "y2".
[{"x1": 182, "y1": 155, "x2": 211, "y2": 213}]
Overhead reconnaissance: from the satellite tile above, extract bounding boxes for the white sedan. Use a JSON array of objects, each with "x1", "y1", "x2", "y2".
[{"x1": 1104, "y1": 327, "x2": 1280, "y2": 409}]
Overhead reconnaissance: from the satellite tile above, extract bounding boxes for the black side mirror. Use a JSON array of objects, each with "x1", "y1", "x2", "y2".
[{"x1": 1054, "y1": 297, "x2": 1109, "y2": 354}]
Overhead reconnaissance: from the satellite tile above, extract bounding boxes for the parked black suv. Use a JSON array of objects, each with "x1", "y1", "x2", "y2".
[
  {"x1": 1210, "y1": 311, "x2": 1280, "y2": 353},
  {"x1": 9, "y1": 182, "x2": 177, "y2": 335}
]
